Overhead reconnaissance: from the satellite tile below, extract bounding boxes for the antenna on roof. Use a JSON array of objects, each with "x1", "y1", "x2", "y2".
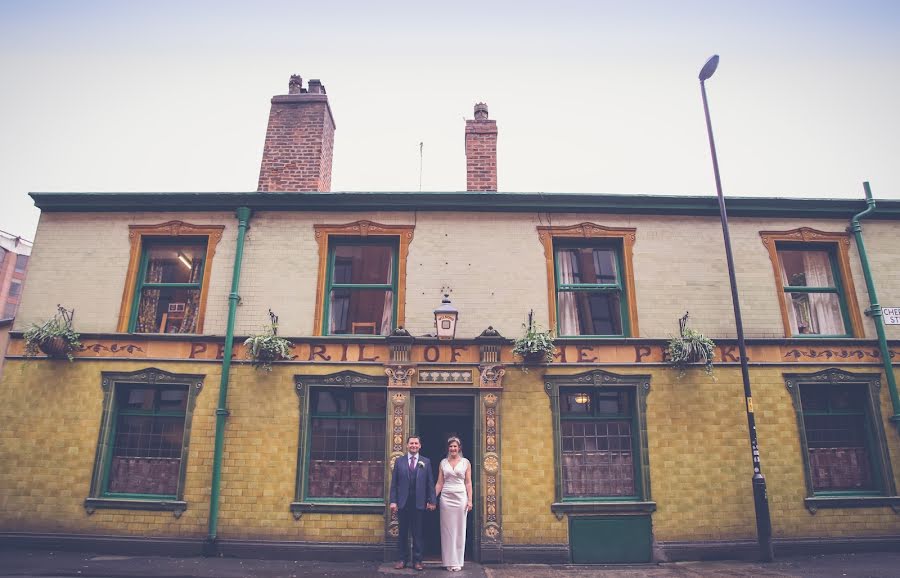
[{"x1": 418, "y1": 141, "x2": 424, "y2": 192}]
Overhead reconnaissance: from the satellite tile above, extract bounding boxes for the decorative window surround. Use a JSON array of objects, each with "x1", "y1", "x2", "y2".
[
  {"x1": 760, "y1": 228, "x2": 864, "y2": 338},
  {"x1": 117, "y1": 221, "x2": 224, "y2": 334},
  {"x1": 544, "y1": 369, "x2": 654, "y2": 519},
  {"x1": 292, "y1": 370, "x2": 388, "y2": 519},
  {"x1": 784, "y1": 368, "x2": 899, "y2": 514},
  {"x1": 84, "y1": 368, "x2": 204, "y2": 517},
  {"x1": 312, "y1": 221, "x2": 414, "y2": 336},
  {"x1": 537, "y1": 223, "x2": 639, "y2": 337}
]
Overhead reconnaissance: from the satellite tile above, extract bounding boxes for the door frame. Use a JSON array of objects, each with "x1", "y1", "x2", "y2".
[{"x1": 410, "y1": 391, "x2": 480, "y2": 562}]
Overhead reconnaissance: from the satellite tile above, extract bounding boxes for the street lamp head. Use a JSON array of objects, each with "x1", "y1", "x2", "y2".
[{"x1": 699, "y1": 55, "x2": 720, "y2": 82}]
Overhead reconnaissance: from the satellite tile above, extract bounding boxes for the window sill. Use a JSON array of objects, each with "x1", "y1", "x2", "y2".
[
  {"x1": 805, "y1": 495, "x2": 900, "y2": 514},
  {"x1": 550, "y1": 500, "x2": 656, "y2": 520},
  {"x1": 84, "y1": 497, "x2": 187, "y2": 518},
  {"x1": 290, "y1": 501, "x2": 385, "y2": 520}
]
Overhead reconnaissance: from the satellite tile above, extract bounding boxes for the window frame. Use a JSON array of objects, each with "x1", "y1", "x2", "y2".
[
  {"x1": 559, "y1": 386, "x2": 639, "y2": 500},
  {"x1": 14, "y1": 254, "x2": 28, "y2": 273},
  {"x1": 538, "y1": 223, "x2": 639, "y2": 338},
  {"x1": 760, "y1": 228, "x2": 864, "y2": 338},
  {"x1": 312, "y1": 221, "x2": 414, "y2": 337},
  {"x1": 545, "y1": 370, "x2": 655, "y2": 517},
  {"x1": 85, "y1": 368, "x2": 204, "y2": 516},
  {"x1": 553, "y1": 241, "x2": 629, "y2": 337},
  {"x1": 322, "y1": 237, "x2": 399, "y2": 336},
  {"x1": 117, "y1": 221, "x2": 224, "y2": 334},
  {"x1": 784, "y1": 368, "x2": 900, "y2": 513},
  {"x1": 291, "y1": 371, "x2": 390, "y2": 518}
]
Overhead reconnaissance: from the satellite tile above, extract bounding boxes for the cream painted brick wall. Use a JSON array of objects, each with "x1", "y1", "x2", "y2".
[
  {"x1": 856, "y1": 220, "x2": 900, "y2": 341},
  {"x1": 17, "y1": 209, "x2": 900, "y2": 340},
  {"x1": 16, "y1": 212, "x2": 236, "y2": 334}
]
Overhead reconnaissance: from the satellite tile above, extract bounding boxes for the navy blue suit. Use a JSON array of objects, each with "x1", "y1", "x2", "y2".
[{"x1": 389, "y1": 453, "x2": 436, "y2": 564}]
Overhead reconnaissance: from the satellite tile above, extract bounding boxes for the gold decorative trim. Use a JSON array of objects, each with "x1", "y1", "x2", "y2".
[
  {"x1": 481, "y1": 391, "x2": 501, "y2": 542},
  {"x1": 312, "y1": 221, "x2": 415, "y2": 336},
  {"x1": 385, "y1": 365, "x2": 416, "y2": 388},
  {"x1": 536, "y1": 222, "x2": 639, "y2": 337},
  {"x1": 117, "y1": 221, "x2": 225, "y2": 333},
  {"x1": 759, "y1": 228, "x2": 864, "y2": 338},
  {"x1": 386, "y1": 390, "x2": 408, "y2": 541},
  {"x1": 479, "y1": 365, "x2": 505, "y2": 388}
]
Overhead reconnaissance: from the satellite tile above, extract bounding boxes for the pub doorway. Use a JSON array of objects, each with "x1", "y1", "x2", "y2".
[{"x1": 414, "y1": 394, "x2": 475, "y2": 562}]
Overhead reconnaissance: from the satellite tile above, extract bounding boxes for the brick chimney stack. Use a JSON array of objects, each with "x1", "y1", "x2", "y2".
[
  {"x1": 465, "y1": 102, "x2": 498, "y2": 191},
  {"x1": 257, "y1": 75, "x2": 336, "y2": 192}
]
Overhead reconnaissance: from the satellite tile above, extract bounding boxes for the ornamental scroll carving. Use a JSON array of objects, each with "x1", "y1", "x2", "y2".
[
  {"x1": 385, "y1": 365, "x2": 416, "y2": 388},
  {"x1": 479, "y1": 365, "x2": 505, "y2": 388}
]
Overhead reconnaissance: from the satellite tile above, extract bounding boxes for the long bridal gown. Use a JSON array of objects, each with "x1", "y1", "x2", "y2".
[{"x1": 439, "y1": 457, "x2": 469, "y2": 569}]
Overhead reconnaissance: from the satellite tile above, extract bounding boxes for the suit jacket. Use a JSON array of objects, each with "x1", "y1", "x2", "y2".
[{"x1": 389, "y1": 454, "x2": 436, "y2": 510}]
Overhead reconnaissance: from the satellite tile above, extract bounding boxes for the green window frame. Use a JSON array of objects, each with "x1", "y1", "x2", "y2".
[
  {"x1": 559, "y1": 386, "x2": 638, "y2": 499},
  {"x1": 554, "y1": 241, "x2": 629, "y2": 337},
  {"x1": 128, "y1": 237, "x2": 208, "y2": 334},
  {"x1": 545, "y1": 370, "x2": 655, "y2": 517},
  {"x1": 291, "y1": 371, "x2": 389, "y2": 518},
  {"x1": 322, "y1": 238, "x2": 398, "y2": 336},
  {"x1": 776, "y1": 242, "x2": 852, "y2": 337},
  {"x1": 785, "y1": 369, "x2": 900, "y2": 513},
  {"x1": 85, "y1": 368, "x2": 204, "y2": 516}
]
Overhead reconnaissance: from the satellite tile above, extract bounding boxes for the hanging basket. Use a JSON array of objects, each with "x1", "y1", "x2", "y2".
[
  {"x1": 521, "y1": 351, "x2": 548, "y2": 365},
  {"x1": 38, "y1": 336, "x2": 71, "y2": 358}
]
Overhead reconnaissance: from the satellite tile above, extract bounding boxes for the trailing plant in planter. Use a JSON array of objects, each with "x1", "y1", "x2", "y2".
[
  {"x1": 23, "y1": 305, "x2": 82, "y2": 361},
  {"x1": 667, "y1": 312, "x2": 715, "y2": 376},
  {"x1": 244, "y1": 310, "x2": 293, "y2": 371},
  {"x1": 512, "y1": 310, "x2": 556, "y2": 364}
]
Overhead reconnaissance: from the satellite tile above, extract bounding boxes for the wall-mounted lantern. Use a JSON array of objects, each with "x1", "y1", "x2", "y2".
[{"x1": 434, "y1": 291, "x2": 458, "y2": 341}]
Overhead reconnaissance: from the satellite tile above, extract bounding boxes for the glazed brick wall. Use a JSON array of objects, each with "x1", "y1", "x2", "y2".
[
  {"x1": 500, "y1": 367, "x2": 568, "y2": 544},
  {"x1": 465, "y1": 121, "x2": 497, "y2": 191},
  {"x1": 0, "y1": 360, "x2": 216, "y2": 536},
  {"x1": 500, "y1": 363, "x2": 900, "y2": 546},
  {"x1": 257, "y1": 96, "x2": 334, "y2": 193},
  {"x1": 209, "y1": 363, "x2": 384, "y2": 541},
  {"x1": 0, "y1": 360, "x2": 386, "y2": 542},
  {"x1": 1, "y1": 358, "x2": 898, "y2": 543}
]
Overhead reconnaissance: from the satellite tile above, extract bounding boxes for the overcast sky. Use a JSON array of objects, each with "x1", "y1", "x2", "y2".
[{"x1": 2, "y1": 0, "x2": 899, "y2": 240}]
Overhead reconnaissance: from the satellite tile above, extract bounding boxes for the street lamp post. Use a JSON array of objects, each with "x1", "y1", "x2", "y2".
[{"x1": 698, "y1": 55, "x2": 774, "y2": 562}]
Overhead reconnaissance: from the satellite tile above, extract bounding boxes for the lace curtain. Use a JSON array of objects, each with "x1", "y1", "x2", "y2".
[
  {"x1": 782, "y1": 251, "x2": 843, "y2": 335},
  {"x1": 558, "y1": 249, "x2": 580, "y2": 335},
  {"x1": 136, "y1": 260, "x2": 165, "y2": 332},
  {"x1": 178, "y1": 258, "x2": 203, "y2": 333}
]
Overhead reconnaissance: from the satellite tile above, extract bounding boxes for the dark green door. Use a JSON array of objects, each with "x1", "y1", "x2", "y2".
[{"x1": 569, "y1": 515, "x2": 651, "y2": 564}]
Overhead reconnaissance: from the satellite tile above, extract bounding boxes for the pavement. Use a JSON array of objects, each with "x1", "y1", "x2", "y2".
[{"x1": 1, "y1": 549, "x2": 900, "y2": 578}]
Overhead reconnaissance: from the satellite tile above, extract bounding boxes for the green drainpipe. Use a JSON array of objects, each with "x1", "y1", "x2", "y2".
[
  {"x1": 849, "y1": 182, "x2": 900, "y2": 428},
  {"x1": 205, "y1": 206, "x2": 252, "y2": 555}
]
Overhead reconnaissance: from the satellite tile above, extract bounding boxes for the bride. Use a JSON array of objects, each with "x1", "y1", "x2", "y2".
[{"x1": 434, "y1": 436, "x2": 472, "y2": 572}]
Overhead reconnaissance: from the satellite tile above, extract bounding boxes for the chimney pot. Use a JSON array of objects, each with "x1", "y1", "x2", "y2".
[
  {"x1": 308, "y1": 79, "x2": 325, "y2": 94},
  {"x1": 288, "y1": 75, "x2": 304, "y2": 94},
  {"x1": 474, "y1": 102, "x2": 489, "y2": 120}
]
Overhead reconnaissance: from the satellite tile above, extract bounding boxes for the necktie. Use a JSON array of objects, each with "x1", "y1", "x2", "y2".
[{"x1": 409, "y1": 456, "x2": 415, "y2": 472}]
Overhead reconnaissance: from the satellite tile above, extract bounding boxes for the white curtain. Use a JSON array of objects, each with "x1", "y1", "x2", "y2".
[
  {"x1": 803, "y1": 252, "x2": 843, "y2": 334},
  {"x1": 781, "y1": 251, "x2": 843, "y2": 335},
  {"x1": 380, "y1": 255, "x2": 394, "y2": 335},
  {"x1": 558, "y1": 250, "x2": 580, "y2": 335}
]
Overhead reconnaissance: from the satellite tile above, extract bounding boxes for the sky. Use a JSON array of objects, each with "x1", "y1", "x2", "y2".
[{"x1": 1, "y1": 0, "x2": 899, "y2": 240}]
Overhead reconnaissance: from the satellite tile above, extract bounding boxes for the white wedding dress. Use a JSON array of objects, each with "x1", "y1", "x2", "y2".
[{"x1": 439, "y1": 457, "x2": 469, "y2": 569}]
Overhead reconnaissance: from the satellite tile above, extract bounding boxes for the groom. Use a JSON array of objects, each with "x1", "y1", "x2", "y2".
[{"x1": 389, "y1": 435, "x2": 436, "y2": 571}]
